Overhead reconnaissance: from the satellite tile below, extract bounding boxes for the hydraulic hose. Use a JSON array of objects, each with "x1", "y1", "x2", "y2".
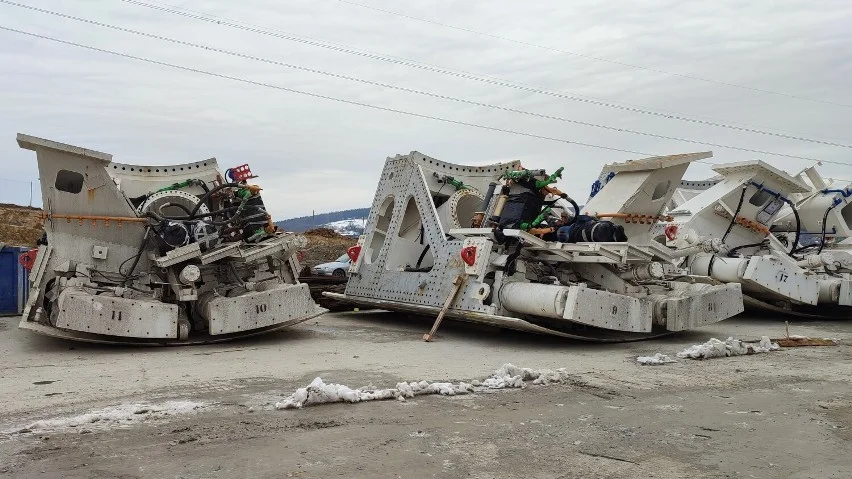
[
  {"x1": 727, "y1": 240, "x2": 768, "y2": 257},
  {"x1": 816, "y1": 202, "x2": 839, "y2": 255},
  {"x1": 120, "y1": 227, "x2": 151, "y2": 284},
  {"x1": 188, "y1": 182, "x2": 240, "y2": 218},
  {"x1": 721, "y1": 185, "x2": 748, "y2": 245},
  {"x1": 561, "y1": 196, "x2": 580, "y2": 227},
  {"x1": 780, "y1": 197, "x2": 801, "y2": 257},
  {"x1": 415, "y1": 244, "x2": 431, "y2": 269}
]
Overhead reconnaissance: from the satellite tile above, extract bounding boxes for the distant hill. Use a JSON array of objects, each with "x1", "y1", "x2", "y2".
[{"x1": 276, "y1": 208, "x2": 369, "y2": 234}]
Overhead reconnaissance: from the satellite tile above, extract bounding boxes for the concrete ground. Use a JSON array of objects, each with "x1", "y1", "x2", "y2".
[{"x1": 1, "y1": 311, "x2": 851, "y2": 478}]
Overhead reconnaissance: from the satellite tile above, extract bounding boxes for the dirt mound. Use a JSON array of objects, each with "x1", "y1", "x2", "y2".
[
  {"x1": 0, "y1": 203, "x2": 44, "y2": 247},
  {"x1": 303, "y1": 227, "x2": 341, "y2": 238},
  {"x1": 300, "y1": 231, "x2": 353, "y2": 269}
]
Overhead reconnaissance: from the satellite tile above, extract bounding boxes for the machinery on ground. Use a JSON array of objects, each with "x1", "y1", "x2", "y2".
[
  {"x1": 326, "y1": 151, "x2": 744, "y2": 341},
  {"x1": 661, "y1": 161, "x2": 851, "y2": 317},
  {"x1": 16, "y1": 134, "x2": 325, "y2": 344}
]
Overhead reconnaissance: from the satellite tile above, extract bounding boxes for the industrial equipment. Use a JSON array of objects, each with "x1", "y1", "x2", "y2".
[
  {"x1": 664, "y1": 161, "x2": 851, "y2": 316},
  {"x1": 16, "y1": 133, "x2": 325, "y2": 344},
  {"x1": 326, "y1": 151, "x2": 744, "y2": 341}
]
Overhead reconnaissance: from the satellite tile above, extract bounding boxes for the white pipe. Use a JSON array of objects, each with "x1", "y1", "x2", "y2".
[
  {"x1": 689, "y1": 254, "x2": 748, "y2": 283},
  {"x1": 498, "y1": 282, "x2": 569, "y2": 319},
  {"x1": 619, "y1": 263, "x2": 664, "y2": 281},
  {"x1": 669, "y1": 245, "x2": 703, "y2": 259},
  {"x1": 796, "y1": 253, "x2": 834, "y2": 269}
]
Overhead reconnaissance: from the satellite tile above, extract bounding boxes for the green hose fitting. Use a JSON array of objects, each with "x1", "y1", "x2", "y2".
[
  {"x1": 155, "y1": 179, "x2": 194, "y2": 193},
  {"x1": 535, "y1": 167, "x2": 564, "y2": 189}
]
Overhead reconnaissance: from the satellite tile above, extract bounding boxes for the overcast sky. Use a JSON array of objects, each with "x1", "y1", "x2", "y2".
[{"x1": 1, "y1": 0, "x2": 850, "y2": 219}]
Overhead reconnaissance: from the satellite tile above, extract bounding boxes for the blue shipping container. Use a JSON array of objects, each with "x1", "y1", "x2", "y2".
[{"x1": 0, "y1": 246, "x2": 29, "y2": 316}]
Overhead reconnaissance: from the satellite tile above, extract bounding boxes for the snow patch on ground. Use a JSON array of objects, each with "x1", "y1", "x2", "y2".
[
  {"x1": 275, "y1": 364, "x2": 574, "y2": 410},
  {"x1": 677, "y1": 336, "x2": 779, "y2": 360},
  {"x1": 3, "y1": 400, "x2": 205, "y2": 436},
  {"x1": 636, "y1": 353, "x2": 677, "y2": 365}
]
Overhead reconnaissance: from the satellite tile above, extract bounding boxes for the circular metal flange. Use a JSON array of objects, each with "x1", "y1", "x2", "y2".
[
  {"x1": 446, "y1": 189, "x2": 485, "y2": 229},
  {"x1": 139, "y1": 190, "x2": 210, "y2": 218}
]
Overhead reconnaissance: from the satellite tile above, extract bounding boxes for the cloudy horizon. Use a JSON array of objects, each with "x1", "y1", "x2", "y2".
[{"x1": 1, "y1": 0, "x2": 850, "y2": 219}]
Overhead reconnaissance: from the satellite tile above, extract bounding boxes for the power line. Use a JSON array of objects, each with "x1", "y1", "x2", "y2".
[
  {"x1": 0, "y1": 26, "x2": 659, "y2": 158},
  {"x1": 114, "y1": 0, "x2": 852, "y2": 148},
  {"x1": 8, "y1": 2, "x2": 845, "y2": 164},
  {"x1": 825, "y1": 177, "x2": 852, "y2": 184},
  {"x1": 334, "y1": 0, "x2": 852, "y2": 109},
  {"x1": 3, "y1": 28, "x2": 846, "y2": 187}
]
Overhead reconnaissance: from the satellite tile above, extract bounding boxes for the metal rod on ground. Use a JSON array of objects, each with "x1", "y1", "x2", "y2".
[{"x1": 423, "y1": 275, "x2": 465, "y2": 342}]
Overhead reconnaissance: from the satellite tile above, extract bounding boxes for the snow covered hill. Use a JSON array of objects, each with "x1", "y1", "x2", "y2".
[
  {"x1": 322, "y1": 218, "x2": 367, "y2": 237},
  {"x1": 275, "y1": 207, "x2": 369, "y2": 233}
]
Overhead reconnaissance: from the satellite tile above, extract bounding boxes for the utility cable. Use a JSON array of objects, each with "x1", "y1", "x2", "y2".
[
  {"x1": 334, "y1": 0, "x2": 852, "y2": 108},
  {"x1": 111, "y1": 0, "x2": 852, "y2": 147},
  {"x1": 0, "y1": 25, "x2": 658, "y2": 157},
  {"x1": 1, "y1": 3, "x2": 847, "y2": 165}
]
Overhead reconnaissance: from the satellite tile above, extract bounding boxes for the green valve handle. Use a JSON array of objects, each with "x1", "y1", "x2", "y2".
[
  {"x1": 502, "y1": 168, "x2": 544, "y2": 181},
  {"x1": 531, "y1": 206, "x2": 552, "y2": 228},
  {"x1": 447, "y1": 177, "x2": 468, "y2": 190},
  {"x1": 535, "y1": 167, "x2": 564, "y2": 189},
  {"x1": 519, "y1": 207, "x2": 552, "y2": 231},
  {"x1": 435, "y1": 173, "x2": 468, "y2": 190}
]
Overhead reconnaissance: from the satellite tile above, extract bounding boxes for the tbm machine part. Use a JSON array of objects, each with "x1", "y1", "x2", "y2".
[
  {"x1": 16, "y1": 133, "x2": 326, "y2": 345},
  {"x1": 663, "y1": 160, "x2": 851, "y2": 317},
  {"x1": 326, "y1": 150, "x2": 744, "y2": 341}
]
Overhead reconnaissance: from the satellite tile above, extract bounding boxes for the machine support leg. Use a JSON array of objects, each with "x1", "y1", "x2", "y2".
[{"x1": 423, "y1": 275, "x2": 465, "y2": 342}]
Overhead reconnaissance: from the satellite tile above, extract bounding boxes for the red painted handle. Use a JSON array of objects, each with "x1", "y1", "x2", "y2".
[
  {"x1": 460, "y1": 246, "x2": 477, "y2": 266},
  {"x1": 347, "y1": 245, "x2": 362, "y2": 262},
  {"x1": 19, "y1": 249, "x2": 38, "y2": 271}
]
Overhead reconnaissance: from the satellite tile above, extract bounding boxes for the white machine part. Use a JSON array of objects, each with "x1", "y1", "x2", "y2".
[
  {"x1": 326, "y1": 151, "x2": 743, "y2": 341},
  {"x1": 16, "y1": 133, "x2": 326, "y2": 345},
  {"x1": 666, "y1": 160, "x2": 851, "y2": 315}
]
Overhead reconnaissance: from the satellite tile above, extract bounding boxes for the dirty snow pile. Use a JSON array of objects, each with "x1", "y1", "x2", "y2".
[
  {"x1": 636, "y1": 353, "x2": 677, "y2": 366},
  {"x1": 472, "y1": 364, "x2": 572, "y2": 388},
  {"x1": 677, "y1": 336, "x2": 779, "y2": 360},
  {"x1": 6, "y1": 401, "x2": 204, "y2": 435},
  {"x1": 275, "y1": 363, "x2": 573, "y2": 410},
  {"x1": 274, "y1": 377, "x2": 475, "y2": 409}
]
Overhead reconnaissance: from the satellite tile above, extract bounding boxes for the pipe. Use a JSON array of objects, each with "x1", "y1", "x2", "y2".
[
  {"x1": 821, "y1": 188, "x2": 852, "y2": 197},
  {"x1": 498, "y1": 282, "x2": 569, "y2": 319},
  {"x1": 689, "y1": 254, "x2": 748, "y2": 283},
  {"x1": 669, "y1": 238, "x2": 722, "y2": 259},
  {"x1": 797, "y1": 253, "x2": 834, "y2": 269},
  {"x1": 619, "y1": 263, "x2": 665, "y2": 281},
  {"x1": 480, "y1": 182, "x2": 497, "y2": 212},
  {"x1": 487, "y1": 187, "x2": 509, "y2": 226},
  {"x1": 473, "y1": 182, "x2": 498, "y2": 228}
]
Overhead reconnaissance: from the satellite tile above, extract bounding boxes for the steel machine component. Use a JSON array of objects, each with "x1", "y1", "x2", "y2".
[
  {"x1": 664, "y1": 160, "x2": 851, "y2": 316},
  {"x1": 16, "y1": 133, "x2": 326, "y2": 345},
  {"x1": 325, "y1": 151, "x2": 743, "y2": 341}
]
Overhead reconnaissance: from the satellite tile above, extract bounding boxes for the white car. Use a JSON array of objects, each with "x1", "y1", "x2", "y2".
[{"x1": 311, "y1": 254, "x2": 351, "y2": 277}]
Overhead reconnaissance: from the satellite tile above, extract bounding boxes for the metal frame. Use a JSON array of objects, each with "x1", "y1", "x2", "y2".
[
  {"x1": 16, "y1": 133, "x2": 326, "y2": 344},
  {"x1": 333, "y1": 151, "x2": 743, "y2": 341}
]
